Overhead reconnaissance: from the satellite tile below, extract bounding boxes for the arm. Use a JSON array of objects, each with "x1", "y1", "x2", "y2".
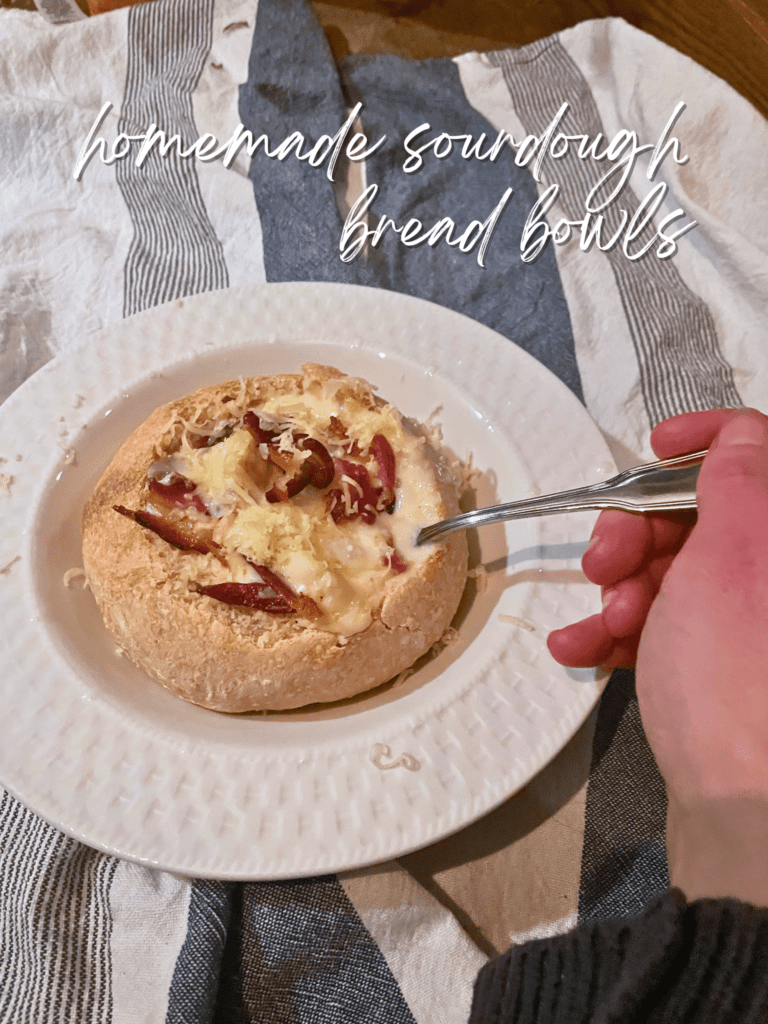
[
  {"x1": 550, "y1": 410, "x2": 768, "y2": 905},
  {"x1": 471, "y1": 887, "x2": 768, "y2": 1024},
  {"x1": 471, "y1": 411, "x2": 768, "y2": 1024}
]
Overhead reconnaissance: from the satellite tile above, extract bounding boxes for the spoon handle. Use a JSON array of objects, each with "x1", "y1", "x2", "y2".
[{"x1": 416, "y1": 450, "x2": 706, "y2": 545}]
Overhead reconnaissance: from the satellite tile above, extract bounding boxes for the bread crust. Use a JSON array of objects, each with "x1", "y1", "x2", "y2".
[{"x1": 82, "y1": 365, "x2": 467, "y2": 711}]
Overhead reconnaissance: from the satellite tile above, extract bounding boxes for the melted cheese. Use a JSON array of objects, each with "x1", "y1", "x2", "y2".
[
  {"x1": 176, "y1": 429, "x2": 267, "y2": 507},
  {"x1": 173, "y1": 404, "x2": 446, "y2": 636},
  {"x1": 260, "y1": 388, "x2": 405, "y2": 449}
]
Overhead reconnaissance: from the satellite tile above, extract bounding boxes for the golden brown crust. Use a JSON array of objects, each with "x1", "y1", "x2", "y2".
[{"x1": 82, "y1": 365, "x2": 467, "y2": 711}]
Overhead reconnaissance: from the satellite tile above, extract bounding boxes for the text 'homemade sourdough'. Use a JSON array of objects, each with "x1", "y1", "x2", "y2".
[{"x1": 82, "y1": 364, "x2": 468, "y2": 711}]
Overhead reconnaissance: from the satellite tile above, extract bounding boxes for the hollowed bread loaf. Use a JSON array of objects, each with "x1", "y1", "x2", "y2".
[{"x1": 81, "y1": 363, "x2": 468, "y2": 711}]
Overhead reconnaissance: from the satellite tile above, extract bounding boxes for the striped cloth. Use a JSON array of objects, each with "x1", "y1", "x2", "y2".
[{"x1": 2, "y1": 1, "x2": 767, "y2": 1021}]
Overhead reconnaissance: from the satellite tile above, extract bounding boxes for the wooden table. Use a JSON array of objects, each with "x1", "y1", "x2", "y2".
[
  {"x1": 68, "y1": 0, "x2": 768, "y2": 119},
  {"x1": 1, "y1": 0, "x2": 765, "y2": 116},
  {"x1": 3, "y1": 0, "x2": 766, "y2": 116}
]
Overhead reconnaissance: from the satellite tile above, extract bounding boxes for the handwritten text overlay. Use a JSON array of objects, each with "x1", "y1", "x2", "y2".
[{"x1": 73, "y1": 100, "x2": 696, "y2": 266}]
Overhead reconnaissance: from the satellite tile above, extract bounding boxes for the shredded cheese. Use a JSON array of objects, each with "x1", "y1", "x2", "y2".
[
  {"x1": 63, "y1": 567, "x2": 89, "y2": 589},
  {"x1": 151, "y1": 377, "x2": 449, "y2": 636},
  {"x1": 498, "y1": 614, "x2": 536, "y2": 632}
]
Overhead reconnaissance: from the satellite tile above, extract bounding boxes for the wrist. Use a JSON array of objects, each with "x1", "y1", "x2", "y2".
[{"x1": 667, "y1": 793, "x2": 768, "y2": 907}]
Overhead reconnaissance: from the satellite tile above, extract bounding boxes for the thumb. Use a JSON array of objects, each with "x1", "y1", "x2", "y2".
[{"x1": 693, "y1": 411, "x2": 768, "y2": 563}]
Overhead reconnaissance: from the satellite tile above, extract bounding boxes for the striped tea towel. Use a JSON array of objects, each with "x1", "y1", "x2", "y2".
[{"x1": 1, "y1": 0, "x2": 767, "y2": 1020}]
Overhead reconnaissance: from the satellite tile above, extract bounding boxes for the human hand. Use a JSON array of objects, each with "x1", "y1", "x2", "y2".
[
  {"x1": 546, "y1": 410, "x2": 745, "y2": 670},
  {"x1": 551, "y1": 409, "x2": 768, "y2": 904}
]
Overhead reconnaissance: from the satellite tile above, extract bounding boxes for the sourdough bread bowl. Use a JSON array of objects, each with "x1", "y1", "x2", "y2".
[{"x1": 82, "y1": 364, "x2": 467, "y2": 711}]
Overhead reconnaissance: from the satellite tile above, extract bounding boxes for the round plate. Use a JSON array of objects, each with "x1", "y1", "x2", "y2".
[{"x1": 0, "y1": 283, "x2": 613, "y2": 879}]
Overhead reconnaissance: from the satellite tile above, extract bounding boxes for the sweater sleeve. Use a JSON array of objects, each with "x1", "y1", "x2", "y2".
[{"x1": 469, "y1": 889, "x2": 768, "y2": 1024}]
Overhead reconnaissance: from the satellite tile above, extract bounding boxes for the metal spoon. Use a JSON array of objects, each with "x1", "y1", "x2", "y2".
[{"x1": 416, "y1": 450, "x2": 706, "y2": 545}]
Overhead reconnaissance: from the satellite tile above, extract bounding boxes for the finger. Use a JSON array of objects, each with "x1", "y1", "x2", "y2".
[
  {"x1": 646, "y1": 550, "x2": 678, "y2": 590},
  {"x1": 561, "y1": 551, "x2": 678, "y2": 665},
  {"x1": 597, "y1": 551, "x2": 679, "y2": 641},
  {"x1": 650, "y1": 408, "x2": 767, "y2": 460},
  {"x1": 599, "y1": 633, "x2": 641, "y2": 669},
  {"x1": 582, "y1": 509, "x2": 652, "y2": 585},
  {"x1": 547, "y1": 615, "x2": 640, "y2": 668},
  {"x1": 691, "y1": 414, "x2": 768, "y2": 570},
  {"x1": 583, "y1": 508, "x2": 690, "y2": 594},
  {"x1": 601, "y1": 573, "x2": 656, "y2": 638},
  {"x1": 649, "y1": 511, "x2": 693, "y2": 553},
  {"x1": 547, "y1": 614, "x2": 613, "y2": 667}
]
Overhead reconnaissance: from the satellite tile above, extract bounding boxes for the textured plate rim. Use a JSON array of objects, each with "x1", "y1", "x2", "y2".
[{"x1": 0, "y1": 283, "x2": 613, "y2": 878}]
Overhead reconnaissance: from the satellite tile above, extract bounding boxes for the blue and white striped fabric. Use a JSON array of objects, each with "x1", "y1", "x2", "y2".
[{"x1": 2, "y1": 1, "x2": 767, "y2": 1020}]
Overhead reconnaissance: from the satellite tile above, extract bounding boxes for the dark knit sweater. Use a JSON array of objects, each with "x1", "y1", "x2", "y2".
[{"x1": 470, "y1": 889, "x2": 768, "y2": 1023}]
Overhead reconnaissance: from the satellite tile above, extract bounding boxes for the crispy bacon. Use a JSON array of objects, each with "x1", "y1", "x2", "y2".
[
  {"x1": 193, "y1": 580, "x2": 294, "y2": 614},
  {"x1": 327, "y1": 418, "x2": 363, "y2": 455},
  {"x1": 388, "y1": 551, "x2": 408, "y2": 574},
  {"x1": 249, "y1": 561, "x2": 322, "y2": 620},
  {"x1": 327, "y1": 415, "x2": 347, "y2": 440},
  {"x1": 371, "y1": 435, "x2": 396, "y2": 489},
  {"x1": 301, "y1": 437, "x2": 334, "y2": 488},
  {"x1": 242, "y1": 410, "x2": 274, "y2": 445},
  {"x1": 370, "y1": 434, "x2": 396, "y2": 513},
  {"x1": 266, "y1": 471, "x2": 311, "y2": 503},
  {"x1": 113, "y1": 505, "x2": 220, "y2": 556},
  {"x1": 338, "y1": 459, "x2": 379, "y2": 507},
  {"x1": 324, "y1": 487, "x2": 345, "y2": 521},
  {"x1": 328, "y1": 459, "x2": 380, "y2": 524},
  {"x1": 148, "y1": 475, "x2": 208, "y2": 514},
  {"x1": 265, "y1": 441, "x2": 311, "y2": 501},
  {"x1": 193, "y1": 562, "x2": 321, "y2": 619},
  {"x1": 266, "y1": 435, "x2": 334, "y2": 503}
]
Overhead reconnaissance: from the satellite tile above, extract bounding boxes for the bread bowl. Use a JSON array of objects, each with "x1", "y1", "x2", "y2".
[{"x1": 81, "y1": 363, "x2": 468, "y2": 711}]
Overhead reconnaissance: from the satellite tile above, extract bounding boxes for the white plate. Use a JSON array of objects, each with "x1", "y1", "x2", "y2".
[{"x1": 0, "y1": 283, "x2": 613, "y2": 879}]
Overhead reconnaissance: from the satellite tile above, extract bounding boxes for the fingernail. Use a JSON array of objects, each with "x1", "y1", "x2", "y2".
[
  {"x1": 719, "y1": 415, "x2": 767, "y2": 448},
  {"x1": 602, "y1": 587, "x2": 617, "y2": 609}
]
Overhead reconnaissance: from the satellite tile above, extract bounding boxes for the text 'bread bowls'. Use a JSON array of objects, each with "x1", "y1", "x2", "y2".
[{"x1": 81, "y1": 363, "x2": 468, "y2": 712}]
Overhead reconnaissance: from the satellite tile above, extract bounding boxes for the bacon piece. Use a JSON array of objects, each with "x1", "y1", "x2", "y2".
[
  {"x1": 370, "y1": 434, "x2": 396, "y2": 513},
  {"x1": 301, "y1": 437, "x2": 334, "y2": 488},
  {"x1": 325, "y1": 487, "x2": 346, "y2": 521},
  {"x1": 327, "y1": 445, "x2": 399, "y2": 524},
  {"x1": 389, "y1": 551, "x2": 408, "y2": 574},
  {"x1": 113, "y1": 505, "x2": 220, "y2": 556},
  {"x1": 242, "y1": 410, "x2": 274, "y2": 445},
  {"x1": 266, "y1": 471, "x2": 311, "y2": 503},
  {"x1": 265, "y1": 442, "x2": 312, "y2": 501},
  {"x1": 371, "y1": 435, "x2": 396, "y2": 489},
  {"x1": 327, "y1": 418, "x2": 362, "y2": 455},
  {"x1": 249, "y1": 561, "x2": 322, "y2": 620},
  {"x1": 188, "y1": 433, "x2": 213, "y2": 450},
  {"x1": 338, "y1": 459, "x2": 379, "y2": 507},
  {"x1": 266, "y1": 435, "x2": 334, "y2": 502},
  {"x1": 328, "y1": 459, "x2": 379, "y2": 524},
  {"x1": 193, "y1": 581, "x2": 294, "y2": 614},
  {"x1": 148, "y1": 475, "x2": 208, "y2": 514},
  {"x1": 327, "y1": 416, "x2": 348, "y2": 440}
]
